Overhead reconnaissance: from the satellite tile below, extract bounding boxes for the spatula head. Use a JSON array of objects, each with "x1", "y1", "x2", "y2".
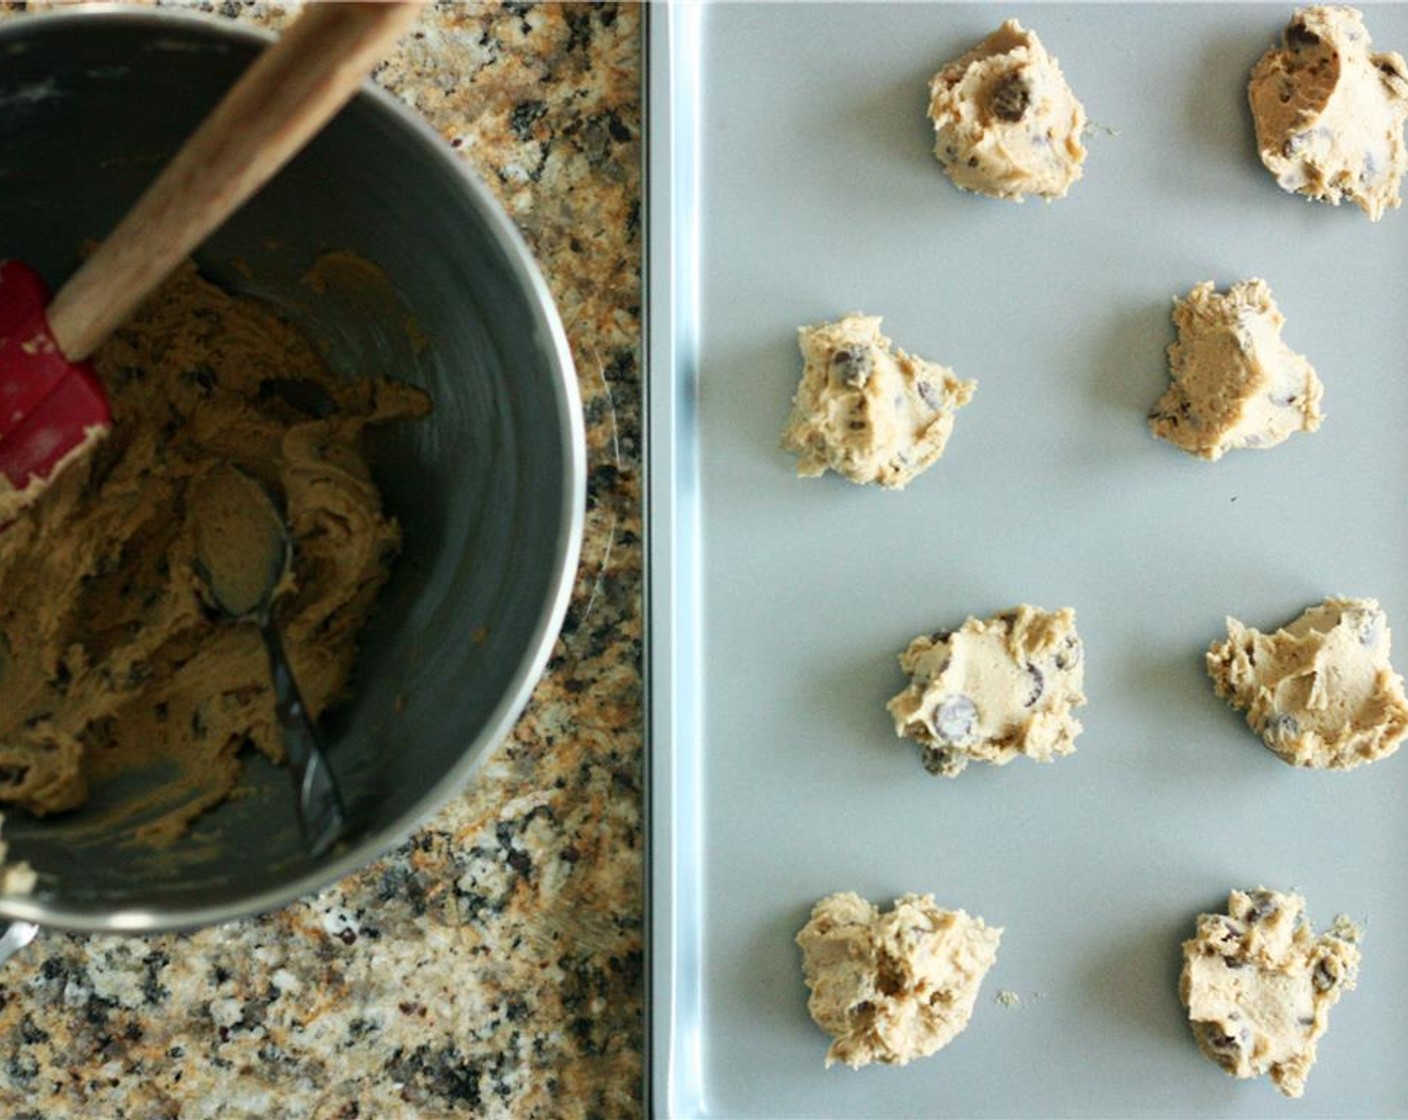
[{"x1": 0, "y1": 260, "x2": 112, "y2": 511}]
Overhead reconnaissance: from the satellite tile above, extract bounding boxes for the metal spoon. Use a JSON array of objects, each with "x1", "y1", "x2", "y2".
[{"x1": 191, "y1": 463, "x2": 346, "y2": 857}]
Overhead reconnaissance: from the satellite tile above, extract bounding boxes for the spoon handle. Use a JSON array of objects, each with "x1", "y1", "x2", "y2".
[
  {"x1": 262, "y1": 618, "x2": 347, "y2": 858},
  {"x1": 0, "y1": 920, "x2": 39, "y2": 968}
]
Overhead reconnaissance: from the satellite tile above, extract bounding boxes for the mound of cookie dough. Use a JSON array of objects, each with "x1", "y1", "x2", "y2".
[
  {"x1": 887, "y1": 605, "x2": 1085, "y2": 778},
  {"x1": 1207, "y1": 597, "x2": 1408, "y2": 770},
  {"x1": 1148, "y1": 279, "x2": 1323, "y2": 461},
  {"x1": 0, "y1": 262, "x2": 428, "y2": 841},
  {"x1": 927, "y1": 19, "x2": 1087, "y2": 201},
  {"x1": 1181, "y1": 887, "x2": 1360, "y2": 1098},
  {"x1": 796, "y1": 892, "x2": 1001, "y2": 1070},
  {"x1": 780, "y1": 314, "x2": 974, "y2": 489},
  {"x1": 1249, "y1": 6, "x2": 1408, "y2": 221}
]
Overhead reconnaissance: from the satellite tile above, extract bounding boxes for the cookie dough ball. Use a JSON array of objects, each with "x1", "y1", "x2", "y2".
[
  {"x1": 1207, "y1": 597, "x2": 1408, "y2": 769},
  {"x1": 1181, "y1": 888, "x2": 1361, "y2": 1098},
  {"x1": 780, "y1": 314, "x2": 975, "y2": 489},
  {"x1": 1148, "y1": 279, "x2": 1323, "y2": 461},
  {"x1": 796, "y1": 892, "x2": 1001, "y2": 1070},
  {"x1": 1249, "y1": 6, "x2": 1408, "y2": 221},
  {"x1": 887, "y1": 605, "x2": 1085, "y2": 778},
  {"x1": 927, "y1": 19, "x2": 1087, "y2": 201}
]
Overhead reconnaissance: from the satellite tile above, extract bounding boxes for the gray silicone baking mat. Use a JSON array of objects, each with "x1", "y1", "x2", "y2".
[{"x1": 646, "y1": 3, "x2": 1408, "y2": 1117}]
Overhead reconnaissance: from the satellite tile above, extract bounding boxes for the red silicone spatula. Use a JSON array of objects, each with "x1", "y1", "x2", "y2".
[
  {"x1": 0, "y1": 1, "x2": 420, "y2": 517},
  {"x1": 0, "y1": 260, "x2": 110, "y2": 497}
]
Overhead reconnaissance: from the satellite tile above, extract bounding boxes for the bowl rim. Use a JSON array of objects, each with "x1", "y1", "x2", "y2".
[{"x1": 0, "y1": 4, "x2": 587, "y2": 935}]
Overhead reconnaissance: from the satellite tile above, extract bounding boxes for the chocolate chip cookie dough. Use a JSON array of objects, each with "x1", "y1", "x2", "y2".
[
  {"x1": 927, "y1": 19, "x2": 1087, "y2": 201},
  {"x1": 1148, "y1": 279, "x2": 1323, "y2": 461},
  {"x1": 1181, "y1": 888, "x2": 1361, "y2": 1098},
  {"x1": 1207, "y1": 597, "x2": 1408, "y2": 770},
  {"x1": 887, "y1": 605, "x2": 1085, "y2": 777},
  {"x1": 796, "y1": 892, "x2": 1001, "y2": 1070},
  {"x1": 780, "y1": 314, "x2": 974, "y2": 489},
  {"x1": 1249, "y1": 6, "x2": 1408, "y2": 221},
  {"x1": 0, "y1": 263, "x2": 428, "y2": 841}
]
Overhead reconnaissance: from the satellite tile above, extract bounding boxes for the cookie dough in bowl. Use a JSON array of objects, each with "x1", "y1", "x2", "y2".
[
  {"x1": 1148, "y1": 279, "x2": 1322, "y2": 461},
  {"x1": 927, "y1": 19, "x2": 1087, "y2": 202},
  {"x1": 1206, "y1": 597, "x2": 1408, "y2": 769},
  {"x1": 0, "y1": 264, "x2": 427, "y2": 838},
  {"x1": 1249, "y1": 6, "x2": 1408, "y2": 221},
  {"x1": 780, "y1": 313, "x2": 974, "y2": 489},
  {"x1": 1181, "y1": 888, "x2": 1361, "y2": 1098},
  {"x1": 887, "y1": 605, "x2": 1085, "y2": 777},
  {"x1": 796, "y1": 892, "x2": 1001, "y2": 1070}
]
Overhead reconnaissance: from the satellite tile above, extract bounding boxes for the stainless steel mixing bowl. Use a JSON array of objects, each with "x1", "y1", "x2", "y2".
[{"x1": 0, "y1": 9, "x2": 585, "y2": 933}]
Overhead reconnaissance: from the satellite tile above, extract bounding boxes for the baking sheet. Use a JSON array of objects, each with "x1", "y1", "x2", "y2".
[{"x1": 647, "y1": 4, "x2": 1408, "y2": 1117}]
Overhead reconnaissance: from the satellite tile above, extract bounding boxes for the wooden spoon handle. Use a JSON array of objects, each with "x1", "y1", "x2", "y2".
[{"x1": 47, "y1": 2, "x2": 421, "y2": 362}]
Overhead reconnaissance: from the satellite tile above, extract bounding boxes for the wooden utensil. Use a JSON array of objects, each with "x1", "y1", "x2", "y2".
[{"x1": 0, "y1": 1, "x2": 420, "y2": 516}]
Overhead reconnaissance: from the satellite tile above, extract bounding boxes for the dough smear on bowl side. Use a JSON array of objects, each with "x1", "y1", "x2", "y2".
[
  {"x1": 887, "y1": 604, "x2": 1085, "y2": 777},
  {"x1": 1207, "y1": 596, "x2": 1408, "y2": 769},
  {"x1": 1249, "y1": 5, "x2": 1408, "y2": 221},
  {"x1": 1148, "y1": 278, "x2": 1322, "y2": 461},
  {"x1": 0, "y1": 812, "x2": 36, "y2": 896},
  {"x1": 0, "y1": 262, "x2": 430, "y2": 843},
  {"x1": 796, "y1": 891, "x2": 1001, "y2": 1069},
  {"x1": 780, "y1": 313, "x2": 974, "y2": 489},
  {"x1": 1181, "y1": 887, "x2": 1361, "y2": 1098},
  {"x1": 927, "y1": 18, "x2": 1087, "y2": 201}
]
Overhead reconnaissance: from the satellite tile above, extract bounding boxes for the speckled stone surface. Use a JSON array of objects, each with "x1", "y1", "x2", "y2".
[{"x1": 0, "y1": 3, "x2": 644, "y2": 1117}]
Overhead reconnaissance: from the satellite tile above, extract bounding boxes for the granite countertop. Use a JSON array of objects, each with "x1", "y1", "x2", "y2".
[{"x1": 0, "y1": 3, "x2": 644, "y2": 1117}]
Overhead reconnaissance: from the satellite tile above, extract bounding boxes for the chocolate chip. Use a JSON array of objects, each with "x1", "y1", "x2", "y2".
[
  {"x1": 1312, "y1": 958, "x2": 1339, "y2": 992},
  {"x1": 989, "y1": 72, "x2": 1031, "y2": 122},
  {"x1": 932, "y1": 696, "x2": 977, "y2": 743},
  {"x1": 1285, "y1": 22, "x2": 1321, "y2": 50},
  {"x1": 916, "y1": 381, "x2": 943, "y2": 411},
  {"x1": 0, "y1": 765, "x2": 28, "y2": 787},
  {"x1": 184, "y1": 366, "x2": 217, "y2": 396},
  {"x1": 1245, "y1": 890, "x2": 1280, "y2": 925},
  {"x1": 258, "y1": 377, "x2": 338, "y2": 418},
  {"x1": 1281, "y1": 131, "x2": 1308, "y2": 160},
  {"x1": 1215, "y1": 917, "x2": 1244, "y2": 944},
  {"x1": 1053, "y1": 635, "x2": 1082, "y2": 672},
  {"x1": 1264, "y1": 713, "x2": 1299, "y2": 740},
  {"x1": 921, "y1": 745, "x2": 956, "y2": 775},
  {"x1": 1196, "y1": 1021, "x2": 1247, "y2": 1060},
  {"x1": 830, "y1": 347, "x2": 873, "y2": 388},
  {"x1": 1024, "y1": 665, "x2": 1044, "y2": 707}
]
